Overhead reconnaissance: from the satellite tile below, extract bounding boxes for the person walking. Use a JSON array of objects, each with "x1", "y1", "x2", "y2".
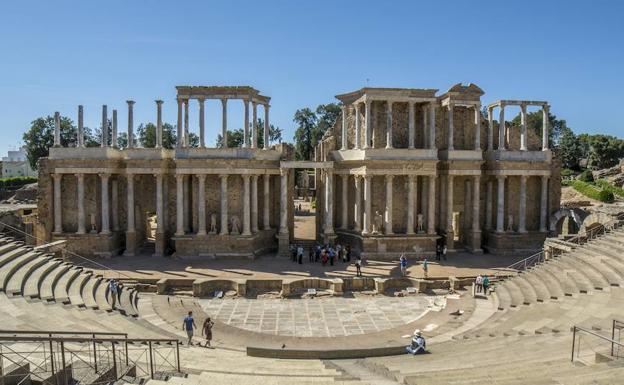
[
  {"x1": 202, "y1": 317, "x2": 215, "y2": 348},
  {"x1": 182, "y1": 311, "x2": 197, "y2": 346},
  {"x1": 108, "y1": 279, "x2": 118, "y2": 310},
  {"x1": 399, "y1": 254, "x2": 408, "y2": 277},
  {"x1": 422, "y1": 258, "x2": 428, "y2": 278},
  {"x1": 435, "y1": 244, "x2": 441, "y2": 261},
  {"x1": 329, "y1": 246, "x2": 335, "y2": 266},
  {"x1": 315, "y1": 243, "x2": 321, "y2": 262},
  {"x1": 355, "y1": 255, "x2": 363, "y2": 277},
  {"x1": 297, "y1": 245, "x2": 304, "y2": 265},
  {"x1": 482, "y1": 275, "x2": 490, "y2": 296},
  {"x1": 442, "y1": 245, "x2": 448, "y2": 261},
  {"x1": 346, "y1": 245, "x2": 352, "y2": 262},
  {"x1": 308, "y1": 248, "x2": 314, "y2": 263},
  {"x1": 475, "y1": 274, "x2": 483, "y2": 294}
]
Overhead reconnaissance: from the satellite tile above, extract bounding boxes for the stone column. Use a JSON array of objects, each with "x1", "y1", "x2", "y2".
[
  {"x1": 279, "y1": 169, "x2": 288, "y2": 235},
  {"x1": 126, "y1": 175, "x2": 135, "y2": 232},
  {"x1": 520, "y1": 103, "x2": 528, "y2": 151},
  {"x1": 263, "y1": 174, "x2": 271, "y2": 230},
  {"x1": 101, "y1": 105, "x2": 108, "y2": 147},
  {"x1": 252, "y1": 102, "x2": 258, "y2": 149},
  {"x1": 54, "y1": 112, "x2": 61, "y2": 147},
  {"x1": 540, "y1": 175, "x2": 549, "y2": 232},
  {"x1": 496, "y1": 175, "x2": 506, "y2": 232},
  {"x1": 243, "y1": 100, "x2": 250, "y2": 148},
  {"x1": 198, "y1": 98, "x2": 205, "y2": 148},
  {"x1": 77, "y1": 105, "x2": 84, "y2": 148},
  {"x1": 154, "y1": 174, "x2": 165, "y2": 256},
  {"x1": 474, "y1": 105, "x2": 481, "y2": 150},
  {"x1": 76, "y1": 174, "x2": 85, "y2": 234},
  {"x1": 407, "y1": 175, "x2": 415, "y2": 234},
  {"x1": 447, "y1": 104, "x2": 454, "y2": 150},
  {"x1": 111, "y1": 109, "x2": 118, "y2": 148},
  {"x1": 364, "y1": 101, "x2": 371, "y2": 149},
  {"x1": 487, "y1": 107, "x2": 494, "y2": 151},
  {"x1": 384, "y1": 175, "x2": 394, "y2": 234},
  {"x1": 183, "y1": 100, "x2": 189, "y2": 147},
  {"x1": 176, "y1": 99, "x2": 183, "y2": 148},
  {"x1": 156, "y1": 100, "x2": 164, "y2": 148},
  {"x1": 111, "y1": 178, "x2": 119, "y2": 231},
  {"x1": 125, "y1": 174, "x2": 136, "y2": 256},
  {"x1": 52, "y1": 174, "x2": 62, "y2": 234},
  {"x1": 175, "y1": 174, "x2": 185, "y2": 236},
  {"x1": 429, "y1": 103, "x2": 436, "y2": 149},
  {"x1": 518, "y1": 175, "x2": 528, "y2": 233},
  {"x1": 485, "y1": 180, "x2": 493, "y2": 230},
  {"x1": 407, "y1": 102, "x2": 415, "y2": 149},
  {"x1": 100, "y1": 174, "x2": 110, "y2": 234},
  {"x1": 386, "y1": 101, "x2": 393, "y2": 149},
  {"x1": 427, "y1": 175, "x2": 436, "y2": 235},
  {"x1": 421, "y1": 177, "x2": 428, "y2": 228},
  {"x1": 251, "y1": 175, "x2": 259, "y2": 233},
  {"x1": 242, "y1": 175, "x2": 252, "y2": 236},
  {"x1": 221, "y1": 99, "x2": 228, "y2": 148},
  {"x1": 354, "y1": 176, "x2": 362, "y2": 232},
  {"x1": 264, "y1": 104, "x2": 270, "y2": 149},
  {"x1": 498, "y1": 104, "x2": 506, "y2": 150},
  {"x1": 220, "y1": 175, "x2": 229, "y2": 235},
  {"x1": 324, "y1": 170, "x2": 335, "y2": 238},
  {"x1": 197, "y1": 174, "x2": 207, "y2": 235},
  {"x1": 472, "y1": 176, "x2": 481, "y2": 232},
  {"x1": 341, "y1": 105, "x2": 347, "y2": 150},
  {"x1": 446, "y1": 175, "x2": 454, "y2": 233},
  {"x1": 542, "y1": 105, "x2": 549, "y2": 150},
  {"x1": 340, "y1": 175, "x2": 348, "y2": 229},
  {"x1": 362, "y1": 175, "x2": 372, "y2": 234},
  {"x1": 354, "y1": 103, "x2": 361, "y2": 149},
  {"x1": 127, "y1": 100, "x2": 135, "y2": 148}
]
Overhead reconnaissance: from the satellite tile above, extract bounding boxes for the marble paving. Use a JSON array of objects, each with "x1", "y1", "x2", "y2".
[{"x1": 199, "y1": 295, "x2": 445, "y2": 337}]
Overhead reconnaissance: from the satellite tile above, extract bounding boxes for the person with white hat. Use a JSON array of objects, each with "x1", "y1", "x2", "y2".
[{"x1": 406, "y1": 329, "x2": 426, "y2": 355}]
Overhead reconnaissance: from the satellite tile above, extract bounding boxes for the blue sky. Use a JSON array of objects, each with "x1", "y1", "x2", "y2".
[{"x1": 0, "y1": 0, "x2": 622, "y2": 155}]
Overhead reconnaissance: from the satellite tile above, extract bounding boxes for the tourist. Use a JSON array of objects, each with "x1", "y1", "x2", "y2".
[
  {"x1": 346, "y1": 245, "x2": 352, "y2": 262},
  {"x1": 329, "y1": 246, "x2": 335, "y2": 266},
  {"x1": 182, "y1": 311, "x2": 197, "y2": 346},
  {"x1": 406, "y1": 329, "x2": 426, "y2": 355},
  {"x1": 321, "y1": 248, "x2": 328, "y2": 266},
  {"x1": 355, "y1": 255, "x2": 363, "y2": 277},
  {"x1": 203, "y1": 317, "x2": 215, "y2": 348},
  {"x1": 442, "y1": 245, "x2": 448, "y2": 261},
  {"x1": 422, "y1": 258, "x2": 428, "y2": 278},
  {"x1": 475, "y1": 274, "x2": 483, "y2": 294},
  {"x1": 482, "y1": 275, "x2": 490, "y2": 296},
  {"x1": 297, "y1": 245, "x2": 304, "y2": 265},
  {"x1": 108, "y1": 279, "x2": 118, "y2": 310},
  {"x1": 315, "y1": 243, "x2": 321, "y2": 262},
  {"x1": 400, "y1": 254, "x2": 408, "y2": 277},
  {"x1": 435, "y1": 244, "x2": 442, "y2": 261},
  {"x1": 336, "y1": 244, "x2": 342, "y2": 262},
  {"x1": 290, "y1": 244, "x2": 296, "y2": 262},
  {"x1": 308, "y1": 248, "x2": 314, "y2": 263}
]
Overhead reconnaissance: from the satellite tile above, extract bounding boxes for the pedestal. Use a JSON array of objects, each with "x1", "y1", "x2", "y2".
[
  {"x1": 445, "y1": 230, "x2": 455, "y2": 251},
  {"x1": 468, "y1": 230, "x2": 483, "y2": 254},
  {"x1": 154, "y1": 233, "x2": 166, "y2": 257},
  {"x1": 124, "y1": 231, "x2": 137, "y2": 257},
  {"x1": 278, "y1": 232, "x2": 290, "y2": 257}
]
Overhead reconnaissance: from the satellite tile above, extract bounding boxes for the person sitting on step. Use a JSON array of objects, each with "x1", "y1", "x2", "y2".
[{"x1": 406, "y1": 329, "x2": 426, "y2": 355}]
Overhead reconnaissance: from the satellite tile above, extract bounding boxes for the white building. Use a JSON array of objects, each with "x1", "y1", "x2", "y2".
[{"x1": 1, "y1": 147, "x2": 37, "y2": 178}]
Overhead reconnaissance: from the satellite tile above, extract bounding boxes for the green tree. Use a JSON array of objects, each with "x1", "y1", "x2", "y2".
[
  {"x1": 557, "y1": 126, "x2": 582, "y2": 170},
  {"x1": 216, "y1": 120, "x2": 282, "y2": 148},
  {"x1": 293, "y1": 108, "x2": 317, "y2": 160},
  {"x1": 587, "y1": 135, "x2": 624, "y2": 170},
  {"x1": 22, "y1": 115, "x2": 77, "y2": 170},
  {"x1": 510, "y1": 110, "x2": 567, "y2": 148},
  {"x1": 137, "y1": 123, "x2": 178, "y2": 149},
  {"x1": 216, "y1": 128, "x2": 245, "y2": 148},
  {"x1": 313, "y1": 103, "x2": 341, "y2": 144}
]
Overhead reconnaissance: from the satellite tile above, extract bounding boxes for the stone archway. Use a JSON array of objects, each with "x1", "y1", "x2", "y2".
[
  {"x1": 549, "y1": 208, "x2": 588, "y2": 236},
  {"x1": 579, "y1": 211, "x2": 613, "y2": 236}
]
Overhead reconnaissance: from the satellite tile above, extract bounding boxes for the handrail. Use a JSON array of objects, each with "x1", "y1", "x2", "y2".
[
  {"x1": 504, "y1": 250, "x2": 545, "y2": 272},
  {"x1": 0, "y1": 330, "x2": 128, "y2": 338},
  {"x1": 572, "y1": 325, "x2": 624, "y2": 362},
  {"x1": 0, "y1": 221, "x2": 133, "y2": 280},
  {"x1": 0, "y1": 336, "x2": 178, "y2": 343}
]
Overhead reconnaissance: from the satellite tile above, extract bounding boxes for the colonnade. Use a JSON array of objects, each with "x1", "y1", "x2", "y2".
[
  {"x1": 53, "y1": 99, "x2": 272, "y2": 150},
  {"x1": 487, "y1": 101, "x2": 550, "y2": 151}
]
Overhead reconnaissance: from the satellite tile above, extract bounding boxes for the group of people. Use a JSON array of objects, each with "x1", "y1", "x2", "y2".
[
  {"x1": 474, "y1": 274, "x2": 491, "y2": 296},
  {"x1": 399, "y1": 254, "x2": 428, "y2": 278},
  {"x1": 289, "y1": 243, "x2": 365, "y2": 276},
  {"x1": 182, "y1": 311, "x2": 214, "y2": 348}
]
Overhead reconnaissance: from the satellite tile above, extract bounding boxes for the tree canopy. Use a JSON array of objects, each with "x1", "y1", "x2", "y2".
[
  {"x1": 293, "y1": 103, "x2": 341, "y2": 160},
  {"x1": 215, "y1": 118, "x2": 282, "y2": 148},
  {"x1": 22, "y1": 115, "x2": 77, "y2": 170}
]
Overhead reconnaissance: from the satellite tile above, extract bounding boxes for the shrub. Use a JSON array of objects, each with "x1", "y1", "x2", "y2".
[
  {"x1": 595, "y1": 179, "x2": 624, "y2": 198},
  {"x1": 578, "y1": 170, "x2": 594, "y2": 183},
  {"x1": 561, "y1": 168, "x2": 575, "y2": 177},
  {"x1": 568, "y1": 180, "x2": 614, "y2": 203},
  {"x1": 0, "y1": 176, "x2": 37, "y2": 189}
]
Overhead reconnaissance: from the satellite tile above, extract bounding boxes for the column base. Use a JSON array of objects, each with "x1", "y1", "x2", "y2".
[
  {"x1": 124, "y1": 231, "x2": 137, "y2": 256},
  {"x1": 323, "y1": 230, "x2": 337, "y2": 245},
  {"x1": 445, "y1": 230, "x2": 455, "y2": 250},
  {"x1": 468, "y1": 230, "x2": 483, "y2": 254},
  {"x1": 277, "y1": 232, "x2": 290, "y2": 257},
  {"x1": 154, "y1": 232, "x2": 166, "y2": 257}
]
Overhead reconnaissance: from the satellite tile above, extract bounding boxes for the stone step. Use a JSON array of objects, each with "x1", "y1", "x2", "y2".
[
  {"x1": 39, "y1": 263, "x2": 72, "y2": 301},
  {"x1": 94, "y1": 278, "x2": 112, "y2": 311},
  {"x1": 565, "y1": 252, "x2": 621, "y2": 287},
  {"x1": 53, "y1": 267, "x2": 83, "y2": 304},
  {"x1": 23, "y1": 259, "x2": 62, "y2": 299},
  {"x1": 118, "y1": 288, "x2": 139, "y2": 317},
  {"x1": 4, "y1": 254, "x2": 51, "y2": 295},
  {"x1": 540, "y1": 262, "x2": 579, "y2": 296},
  {"x1": 67, "y1": 272, "x2": 93, "y2": 307},
  {"x1": 0, "y1": 242, "x2": 25, "y2": 260},
  {"x1": 510, "y1": 275, "x2": 538, "y2": 304},
  {"x1": 501, "y1": 280, "x2": 526, "y2": 308},
  {"x1": 554, "y1": 258, "x2": 603, "y2": 292},
  {"x1": 526, "y1": 266, "x2": 564, "y2": 299},
  {"x1": 0, "y1": 245, "x2": 31, "y2": 271},
  {"x1": 493, "y1": 284, "x2": 512, "y2": 310},
  {"x1": 82, "y1": 276, "x2": 102, "y2": 309},
  {"x1": 0, "y1": 250, "x2": 40, "y2": 291}
]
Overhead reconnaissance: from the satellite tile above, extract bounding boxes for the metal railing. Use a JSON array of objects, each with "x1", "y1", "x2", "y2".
[
  {"x1": 0, "y1": 333, "x2": 181, "y2": 385},
  {"x1": 0, "y1": 222, "x2": 133, "y2": 280},
  {"x1": 571, "y1": 325, "x2": 624, "y2": 363},
  {"x1": 612, "y1": 319, "x2": 624, "y2": 357},
  {"x1": 505, "y1": 250, "x2": 546, "y2": 272}
]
